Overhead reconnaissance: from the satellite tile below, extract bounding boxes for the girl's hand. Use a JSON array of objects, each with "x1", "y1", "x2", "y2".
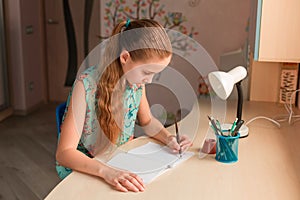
[
  {"x1": 101, "y1": 166, "x2": 145, "y2": 192},
  {"x1": 166, "y1": 134, "x2": 193, "y2": 154}
]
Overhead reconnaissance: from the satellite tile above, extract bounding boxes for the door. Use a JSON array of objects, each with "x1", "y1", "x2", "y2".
[{"x1": 44, "y1": 0, "x2": 100, "y2": 102}]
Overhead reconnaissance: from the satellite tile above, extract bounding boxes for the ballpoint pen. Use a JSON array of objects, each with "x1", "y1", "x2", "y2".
[
  {"x1": 215, "y1": 119, "x2": 224, "y2": 135},
  {"x1": 232, "y1": 120, "x2": 244, "y2": 136},
  {"x1": 207, "y1": 115, "x2": 223, "y2": 136},
  {"x1": 230, "y1": 118, "x2": 238, "y2": 136},
  {"x1": 174, "y1": 117, "x2": 182, "y2": 158}
]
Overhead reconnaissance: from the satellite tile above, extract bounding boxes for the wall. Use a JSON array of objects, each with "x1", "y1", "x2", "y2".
[
  {"x1": 100, "y1": 0, "x2": 251, "y2": 67},
  {"x1": 185, "y1": 0, "x2": 250, "y2": 67},
  {"x1": 4, "y1": 0, "x2": 46, "y2": 113},
  {"x1": 98, "y1": 1, "x2": 250, "y2": 125},
  {"x1": 4, "y1": 0, "x2": 251, "y2": 113},
  {"x1": 99, "y1": 0, "x2": 251, "y2": 107}
]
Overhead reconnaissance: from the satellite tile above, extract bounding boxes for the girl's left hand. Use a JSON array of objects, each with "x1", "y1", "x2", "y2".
[{"x1": 166, "y1": 134, "x2": 193, "y2": 154}]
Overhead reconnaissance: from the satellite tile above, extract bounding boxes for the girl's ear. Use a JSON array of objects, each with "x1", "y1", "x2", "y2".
[{"x1": 120, "y1": 50, "x2": 130, "y2": 66}]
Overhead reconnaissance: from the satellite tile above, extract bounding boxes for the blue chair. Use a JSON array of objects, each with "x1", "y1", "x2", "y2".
[{"x1": 55, "y1": 102, "x2": 67, "y2": 137}]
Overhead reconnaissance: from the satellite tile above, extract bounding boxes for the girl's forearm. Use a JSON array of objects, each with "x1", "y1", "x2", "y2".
[
  {"x1": 56, "y1": 148, "x2": 146, "y2": 192},
  {"x1": 56, "y1": 149, "x2": 107, "y2": 178},
  {"x1": 150, "y1": 127, "x2": 173, "y2": 145},
  {"x1": 140, "y1": 117, "x2": 172, "y2": 145}
]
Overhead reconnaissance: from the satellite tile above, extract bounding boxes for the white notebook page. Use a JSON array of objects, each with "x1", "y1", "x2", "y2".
[{"x1": 106, "y1": 142, "x2": 194, "y2": 184}]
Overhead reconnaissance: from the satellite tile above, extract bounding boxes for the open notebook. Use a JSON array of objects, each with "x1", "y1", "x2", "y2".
[{"x1": 106, "y1": 142, "x2": 194, "y2": 184}]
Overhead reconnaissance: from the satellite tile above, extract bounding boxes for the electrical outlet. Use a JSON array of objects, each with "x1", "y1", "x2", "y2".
[{"x1": 279, "y1": 64, "x2": 298, "y2": 104}]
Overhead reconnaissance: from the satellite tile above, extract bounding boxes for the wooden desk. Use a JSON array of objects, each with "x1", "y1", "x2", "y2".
[{"x1": 45, "y1": 100, "x2": 300, "y2": 200}]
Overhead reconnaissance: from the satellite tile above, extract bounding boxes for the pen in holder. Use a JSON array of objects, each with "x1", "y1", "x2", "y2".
[{"x1": 215, "y1": 132, "x2": 240, "y2": 163}]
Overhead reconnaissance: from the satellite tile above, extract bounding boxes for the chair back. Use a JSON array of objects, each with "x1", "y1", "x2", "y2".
[{"x1": 55, "y1": 102, "x2": 67, "y2": 137}]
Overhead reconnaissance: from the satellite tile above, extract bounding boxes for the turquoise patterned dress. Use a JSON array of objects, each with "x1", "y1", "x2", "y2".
[{"x1": 56, "y1": 66, "x2": 143, "y2": 179}]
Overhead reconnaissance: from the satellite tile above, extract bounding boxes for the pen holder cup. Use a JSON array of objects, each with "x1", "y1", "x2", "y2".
[{"x1": 215, "y1": 133, "x2": 240, "y2": 163}]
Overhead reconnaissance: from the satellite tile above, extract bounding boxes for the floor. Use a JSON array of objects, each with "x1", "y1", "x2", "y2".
[{"x1": 0, "y1": 103, "x2": 61, "y2": 200}]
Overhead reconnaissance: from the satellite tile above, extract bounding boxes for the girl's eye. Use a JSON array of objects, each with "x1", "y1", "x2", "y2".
[{"x1": 143, "y1": 71, "x2": 153, "y2": 75}]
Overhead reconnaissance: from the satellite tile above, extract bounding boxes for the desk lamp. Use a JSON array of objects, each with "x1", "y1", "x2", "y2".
[{"x1": 208, "y1": 66, "x2": 249, "y2": 138}]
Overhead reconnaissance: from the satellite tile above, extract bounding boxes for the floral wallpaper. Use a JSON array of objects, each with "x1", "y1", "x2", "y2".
[{"x1": 100, "y1": 0, "x2": 198, "y2": 39}]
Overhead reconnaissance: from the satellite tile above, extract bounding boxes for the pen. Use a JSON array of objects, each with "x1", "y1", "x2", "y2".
[
  {"x1": 216, "y1": 119, "x2": 222, "y2": 133},
  {"x1": 232, "y1": 120, "x2": 244, "y2": 136},
  {"x1": 207, "y1": 116, "x2": 223, "y2": 136},
  {"x1": 174, "y1": 117, "x2": 182, "y2": 157},
  {"x1": 230, "y1": 118, "x2": 238, "y2": 136}
]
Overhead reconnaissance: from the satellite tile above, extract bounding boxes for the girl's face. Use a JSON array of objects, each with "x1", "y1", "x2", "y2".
[{"x1": 120, "y1": 51, "x2": 171, "y2": 85}]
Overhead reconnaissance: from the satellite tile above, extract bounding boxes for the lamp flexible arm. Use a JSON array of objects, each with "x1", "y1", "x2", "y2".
[{"x1": 236, "y1": 81, "x2": 243, "y2": 122}]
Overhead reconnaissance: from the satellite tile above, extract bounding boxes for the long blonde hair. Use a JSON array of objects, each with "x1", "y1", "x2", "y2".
[{"x1": 98, "y1": 19, "x2": 172, "y2": 144}]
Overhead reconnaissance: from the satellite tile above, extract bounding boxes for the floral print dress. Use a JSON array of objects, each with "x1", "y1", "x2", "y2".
[{"x1": 56, "y1": 66, "x2": 143, "y2": 179}]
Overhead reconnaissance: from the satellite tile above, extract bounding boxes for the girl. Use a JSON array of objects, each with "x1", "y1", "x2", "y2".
[{"x1": 56, "y1": 19, "x2": 193, "y2": 192}]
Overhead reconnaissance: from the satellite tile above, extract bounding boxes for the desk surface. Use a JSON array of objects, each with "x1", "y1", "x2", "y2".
[{"x1": 45, "y1": 100, "x2": 300, "y2": 200}]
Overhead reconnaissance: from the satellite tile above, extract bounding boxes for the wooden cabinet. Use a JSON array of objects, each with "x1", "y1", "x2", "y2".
[
  {"x1": 250, "y1": 0, "x2": 300, "y2": 105},
  {"x1": 249, "y1": 54, "x2": 299, "y2": 104},
  {"x1": 249, "y1": 55, "x2": 281, "y2": 102},
  {"x1": 254, "y1": 0, "x2": 300, "y2": 62}
]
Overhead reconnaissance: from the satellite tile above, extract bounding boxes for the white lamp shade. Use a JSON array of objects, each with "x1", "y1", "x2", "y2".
[{"x1": 208, "y1": 66, "x2": 247, "y2": 100}]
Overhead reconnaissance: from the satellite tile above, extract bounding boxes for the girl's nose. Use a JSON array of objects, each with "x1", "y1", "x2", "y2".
[
  {"x1": 143, "y1": 77, "x2": 153, "y2": 84},
  {"x1": 144, "y1": 75, "x2": 154, "y2": 84}
]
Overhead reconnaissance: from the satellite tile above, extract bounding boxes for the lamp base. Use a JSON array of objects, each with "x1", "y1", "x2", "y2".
[{"x1": 221, "y1": 123, "x2": 249, "y2": 138}]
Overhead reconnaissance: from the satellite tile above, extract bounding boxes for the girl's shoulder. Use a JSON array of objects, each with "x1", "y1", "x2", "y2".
[
  {"x1": 77, "y1": 66, "x2": 99, "y2": 89},
  {"x1": 78, "y1": 66, "x2": 98, "y2": 82},
  {"x1": 76, "y1": 66, "x2": 99, "y2": 103}
]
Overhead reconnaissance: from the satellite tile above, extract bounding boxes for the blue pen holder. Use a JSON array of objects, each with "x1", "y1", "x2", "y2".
[{"x1": 215, "y1": 133, "x2": 240, "y2": 163}]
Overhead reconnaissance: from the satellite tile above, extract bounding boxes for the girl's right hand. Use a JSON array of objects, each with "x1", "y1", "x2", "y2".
[{"x1": 101, "y1": 166, "x2": 145, "y2": 192}]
